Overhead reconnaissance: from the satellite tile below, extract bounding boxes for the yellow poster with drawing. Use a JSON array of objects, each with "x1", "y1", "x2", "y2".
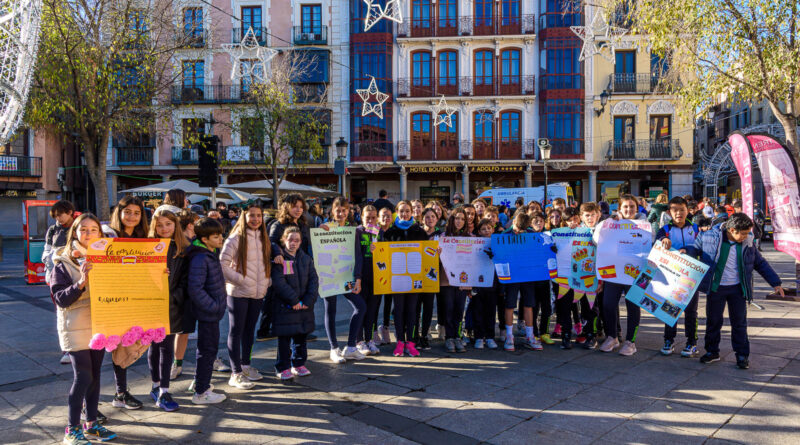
[
  {"x1": 86, "y1": 238, "x2": 170, "y2": 337},
  {"x1": 373, "y1": 241, "x2": 440, "y2": 294}
]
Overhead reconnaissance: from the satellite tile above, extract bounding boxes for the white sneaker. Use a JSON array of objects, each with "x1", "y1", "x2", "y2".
[
  {"x1": 213, "y1": 358, "x2": 231, "y2": 372},
  {"x1": 474, "y1": 338, "x2": 485, "y2": 349},
  {"x1": 356, "y1": 341, "x2": 371, "y2": 356},
  {"x1": 486, "y1": 339, "x2": 498, "y2": 349},
  {"x1": 192, "y1": 389, "x2": 226, "y2": 405},
  {"x1": 241, "y1": 365, "x2": 263, "y2": 381},
  {"x1": 228, "y1": 373, "x2": 255, "y2": 389},
  {"x1": 329, "y1": 348, "x2": 346, "y2": 364},
  {"x1": 342, "y1": 346, "x2": 366, "y2": 360},
  {"x1": 170, "y1": 364, "x2": 182, "y2": 380},
  {"x1": 60, "y1": 352, "x2": 71, "y2": 365},
  {"x1": 367, "y1": 340, "x2": 381, "y2": 355}
]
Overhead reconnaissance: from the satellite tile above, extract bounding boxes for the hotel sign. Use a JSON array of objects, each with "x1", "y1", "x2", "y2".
[{"x1": 406, "y1": 165, "x2": 524, "y2": 174}]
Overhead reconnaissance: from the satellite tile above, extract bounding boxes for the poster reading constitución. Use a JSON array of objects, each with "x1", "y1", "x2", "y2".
[
  {"x1": 490, "y1": 233, "x2": 557, "y2": 283},
  {"x1": 594, "y1": 219, "x2": 652, "y2": 285},
  {"x1": 438, "y1": 236, "x2": 495, "y2": 287},
  {"x1": 86, "y1": 238, "x2": 170, "y2": 337},
  {"x1": 625, "y1": 241, "x2": 709, "y2": 326},
  {"x1": 373, "y1": 241, "x2": 440, "y2": 294},
  {"x1": 310, "y1": 227, "x2": 357, "y2": 298}
]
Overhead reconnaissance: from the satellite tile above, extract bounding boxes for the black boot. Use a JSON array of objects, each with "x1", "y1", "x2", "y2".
[{"x1": 561, "y1": 333, "x2": 572, "y2": 349}]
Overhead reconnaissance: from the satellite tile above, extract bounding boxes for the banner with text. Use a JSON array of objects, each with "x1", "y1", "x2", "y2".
[{"x1": 594, "y1": 219, "x2": 652, "y2": 285}]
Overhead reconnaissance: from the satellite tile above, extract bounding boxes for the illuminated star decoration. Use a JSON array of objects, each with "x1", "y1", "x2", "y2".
[
  {"x1": 570, "y1": 9, "x2": 629, "y2": 62},
  {"x1": 221, "y1": 26, "x2": 278, "y2": 82},
  {"x1": 363, "y1": 0, "x2": 403, "y2": 32},
  {"x1": 432, "y1": 95, "x2": 457, "y2": 128},
  {"x1": 476, "y1": 101, "x2": 500, "y2": 125},
  {"x1": 357, "y1": 76, "x2": 389, "y2": 119}
]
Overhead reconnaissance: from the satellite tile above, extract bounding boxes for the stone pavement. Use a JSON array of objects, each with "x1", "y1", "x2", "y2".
[{"x1": 1, "y1": 239, "x2": 799, "y2": 444}]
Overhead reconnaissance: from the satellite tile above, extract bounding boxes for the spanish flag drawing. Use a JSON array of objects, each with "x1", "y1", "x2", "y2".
[{"x1": 598, "y1": 265, "x2": 616, "y2": 279}]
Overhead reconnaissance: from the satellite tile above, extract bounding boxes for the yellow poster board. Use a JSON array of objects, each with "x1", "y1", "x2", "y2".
[
  {"x1": 373, "y1": 241, "x2": 440, "y2": 294},
  {"x1": 86, "y1": 238, "x2": 170, "y2": 336}
]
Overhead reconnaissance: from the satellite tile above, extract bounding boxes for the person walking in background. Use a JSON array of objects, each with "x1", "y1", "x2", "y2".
[{"x1": 43, "y1": 200, "x2": 77, "y2": 366}]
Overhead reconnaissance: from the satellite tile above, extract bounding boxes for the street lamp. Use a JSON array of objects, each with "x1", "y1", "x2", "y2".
[
  {"x1": 334, "y1": 137, "x2": 348, "y2": 196},
  {"x1": 595, "y1": 89, "x2": 610, "y2": 116},
  {"x1": 539, "y1": 139, "x2": 552, "y2": 206}
]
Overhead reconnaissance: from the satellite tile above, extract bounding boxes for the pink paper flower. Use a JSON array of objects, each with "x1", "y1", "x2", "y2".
[
  {"x1": 105, "y1": 335, "x2": 121, "y2": 352},
  {"x1": 89, "y1": 333, "x2": 107, "y2": 350},
  {"x1": 140, "y1": 329, "x2": 156, "y2": 346},
  {"x1": 120, "y1": 330, "x2": 139, "y2": 347},
  {"x1": 152, "y1": 327, "x2": 167, "y2": 343},
  {"x1": 128, "y1": 326, "x2": 144, "y2": 338}
]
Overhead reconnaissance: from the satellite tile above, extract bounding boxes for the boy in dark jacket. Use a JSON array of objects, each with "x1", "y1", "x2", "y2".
[
  {"x1": 685, "y1": 213, "x2": 784, "y2": 369},
  {"x1": 184, "y1": 218, "x2": 228, "y2": 404}
]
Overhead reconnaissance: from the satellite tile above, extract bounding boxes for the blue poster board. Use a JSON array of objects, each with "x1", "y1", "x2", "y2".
[{"x1": 490, "y1": 233, "x2": 557, "y2": 283}]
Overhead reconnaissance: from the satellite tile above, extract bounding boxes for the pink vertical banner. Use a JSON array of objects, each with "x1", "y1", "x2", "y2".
[{"x1": 728, "y1": 132, "x2": 754, "y2": 217}]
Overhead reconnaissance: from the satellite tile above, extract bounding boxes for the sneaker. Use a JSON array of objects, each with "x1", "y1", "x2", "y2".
[
  {"x1": 445, "y1": 338, "x2": 456, "y2": 353},
  {"x1": 80, "y1": 407, "x2": 107, "y2": 425},
  {"x1": 170, "y1": 364, "x2": 182, "y2": 380},
  {"x1": 356, "y1": 341, "x2": 371, "y2": 356},
  {"x1": 149, "y1": 386, "x2": 159, "y2": 403},
  {"x1": 661, "y1": 340, "x2": 675, "y2": 356},
  {"x1": 83, "y1": 421, "x2": 116, "y2": 442},
  {"x1": 228, "y1": 373, "x2": 255, "y2": 390},
  {"x1": 454, "y1": 338, "x2": 466, "y2": 353},
  {"x1": 276, "y1": 369, "x2": 294, "y2": 380},
  {"x1": 155, "y1": 392, "x2": 180, "y2": 412},
  {"x1": 599, "y1": 336, "x2": 620, "y2": 353},
  {"x1": 575, "y1": 334, "x2": 587, "y2": 344},
  {"x1": 540, "y1": 334, "x2": 555, "y2": 345},
  {"x1": 524, "y1": 336, "x2": 543, "y2": 351},
  {"x1": 619, "y1": 340, "x2": 637, "y2": 356},
  {"x1": 583, "y1": 335, "x2": 598, "y2": 350},
  {"x1": 192, "y1": 388, "x2": 226, "y2": 405},
  {"x1": 560, "y1": 334, "x2": 573, "y2": 350},
  {"x1": 329, "y1": 348, "x2": 347, "y2": 363},
  {"x1": 552, "y1": 324, "x2": 562, "y2": 338},
  {"x1": 291, "y1": 366, "x2": 311, "y2": 377},
  {"x1": 406, "y1": 341, "x2": 420, "y2": 357},
  {"x1": 474, "y1": 338, "x2": 485, "y2": 349},
  {"x1": 700, "y1": 352, "x2": 721, "y2": 364},
  {"x1": 736, "y1": 354, "x2": 750, "y2": 369},
  {"x1": 342, "y1": 346, "x2": 366, "y2": 361},
  {"x1": 213, "y1": 358, "x2": 231, "y2": 372},
  {"x1": 393, "y1": 342, "x2": 405, "y2": 357},
  {"x1": 461, "y1": 336, "x2": 470, "y2": 345},
  {"x1": 573, "y1": 322, "x2": 583, "y2": 337},
  {"x1": 681, "y1": 344, "x2": 698, "y2": 358},
  {"x1": 64, "y1": 425, "x2": 90, "y2": 445},
  {"x1": 419, "y1": 336, "x2": 431, "y2": 350},
  {"x1": 111, "y1": 391, "x2": 142, "y2": 410},
  {"x1": 486, "y1": 339, "x2": 498, "y2": 349},
  {"x1": 241, "y1": 365, "x2": 263, "y2": 381},
  {"x1": 379, "y1": 325, "x2": 392, "y2": 344},
  {"x1": 187, "y1": 380, "x2": 214, "y2": 394},
  {"x1": 61, "y1": 352, "x2": 71, "y2": 365},
  {"x1": 367, "y1": 340, "x2": 381, "y2": 355},
  {"x1": 504, "y1": 336, "x2": 515, "y2": 352}
]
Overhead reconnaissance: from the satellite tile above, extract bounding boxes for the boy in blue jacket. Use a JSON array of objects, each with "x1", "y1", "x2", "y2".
[
  {"x1": 184, "y1": 218, "x2": 228, "y2": 404},
  {"x1": 685, "y1": 213, "x2": 784, "y2": 369}
]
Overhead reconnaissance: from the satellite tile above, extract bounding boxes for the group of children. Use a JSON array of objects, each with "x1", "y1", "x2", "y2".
[{"x1": 46, "y1": 189, "x2": 783, "y2": 445}]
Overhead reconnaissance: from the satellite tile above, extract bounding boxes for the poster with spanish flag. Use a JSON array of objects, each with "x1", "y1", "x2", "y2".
[
  {"x1": 86, "y1": 238, "x2": 170, "y2": 337},
  {"x1": 593, "y1": 219, "x2": 652, "y2": 285},
  {"x1": 373, "y1": 241, "x2": 440, "y2": 294}
]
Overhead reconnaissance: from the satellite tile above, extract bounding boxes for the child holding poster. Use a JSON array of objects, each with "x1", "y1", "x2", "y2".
[
  {"x1": 656, "y1": 197, "x2": 701, "y2": 358},
  {"x1": 439, "y1": 208, "x2": 472, "y2": 354},
  {"x1": 184, "y1": 218, "x2": 229, "y2": 404},
  {"x1": 529, "y1": 212, "x2": 556, "y2": 346},
  {"x1": 271, "y1": 228, "x2": 318, "y2": 379},
  {"x1": 52, "y1": 214, "x2": 118, "y2": 444},
  {"x1": 417, "y1": 208, "x2": 442, "y2": 350},
  {"x1": 146, "y1": 209, "x2": 189, "y2": 412},
  {"x1": 377, "y1": 206, "x2": 395, "y2": 345},
  {"x1": 578, "y1": 202, "x2": 602, "y2": 350},
  {"x1": 472, "y1": 218, "x2": 500, "y2": 349},
  {"x1": 356, "y1": 205, "x2": 382, "y2": 356}
]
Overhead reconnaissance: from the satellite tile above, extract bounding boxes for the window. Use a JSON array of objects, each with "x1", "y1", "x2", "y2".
[
  {"x1": 129, "y1": 9, "x2": 147, "y2": 33},
  {"x1": 500, "y1": 49, "x2": 520, "y2": 93},
  {"x1": 438, "y1": 0, "x2": 457, "y2": 32},
  {"x1": 411, "y1": 112, "x2": 432, "y2": 158},
  {"x1": 351, "y1": 41, "x2": 393, "y2": 153},
  {"x1": 475, "y1": 0, "x2": 494, "y2": 25},
  {"x1": 183, "y1": 7, "x2": 203, "y2": 40},
  {"x1": 540, "y1": 39, "x2": 582, "y2": 89},
  {"x1": 412, "y1": 51, "x2": 432, "y2": 89},
  {"x1": 242, "y1": 6, "x2": 262, "y2": 34},
  {"x1": 500, "y1": 111, "x2": 520, "y2": 141},
  {"x1": 0, "y1": 129, "x2": 28, "y2": 156},
  {"x1": 293, "y1": 50, "x2": 330, "y2": 83},
  {"x1": 541, "y1": 0, "x2": 581, "y2": 28},
  {"x1": 474, "y1": 112, "x2": 495, "y2": 158},
  {"x1": 475, "y1": 50, "x2": 494, "y2": 94},
  {"x1": 240, "y1": 60, "x2": 262, "y2": 92},
  {"x1": 182, "y1": 60, "x2": 204, "y2": 89},
  {"x1": 614, "y1": 116, "x2": 635, "y2": 141},
  {"x1": 437, "y1": 112, "x2": 458, "y2": 159},
  {"x1": 438, "y1": 51, "x2": 458, "y2": 92},
  {"x1": 757, "y1": 108, "x2": 763, "y2": 123},
  {"x1": 540, "y1": 99, "x2": 583, "y2": 157},
  {"x1": 743, "y1": 108, "x2": 750, "y2": 126},
  {"x1": 650, "y1": 52, "x2": 668, "y2": 77},
  {"x1": 501, "y1": 0, "x2": 520, "y2": 26},
  {"x1": 650, "y1": 116, "x2": 671, "y2": 140},
  {"x1": 301, "y1": 5, "x2": 321, "y2": 34},
  {"x1": 412, "y1": 0, "x2": 432, "y2": 25},
  {"x1": 615, "y1": 51, "x2": 636, "y2": 74}
]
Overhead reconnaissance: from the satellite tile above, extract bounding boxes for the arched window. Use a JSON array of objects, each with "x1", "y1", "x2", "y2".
[
  {"x1": 411, "y1": 112, "x2": 433, "y2": 159},
  {"x1": 473, "y1": 111, "x2": 495, "y2": 159},
  {"x1": 411, "y1": 51, "x2": 432, "y2": 96},
  {"x1": 500, "y1": 49, "x2": 521, "y2": 94},
  {"x1": 436, "y1": 112, "x2": 458, "y2": 160},
  {"x1": 474, "y1": 50, "x2": 494, "y2": 96},
  {"x1": 499, "y1": 110, "x2": 521, "y2": 158},
  {"x1": 438, "y1": 50, "x2": 458, "y2": 95}
]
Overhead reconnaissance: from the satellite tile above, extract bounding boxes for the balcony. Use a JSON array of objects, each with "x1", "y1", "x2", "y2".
[
  {"x1": 609, "y1": 73, "x2": 662, "y2": 94},
  {"x1": 115, "y1": 147, "x2": 154, "y2": 166},
  {"x1": 457, "y1": 140, "x2": 534, "y2": 160},
  {"x1": 292, "y1": 148, "x2": 329, "y2": 164},
  {"x1": 171, "y1": 146, "x2": 198, "y2": 165},
  {"x1": 231, "y1": 27, "x2": 268, "y2": 45},
  {"x1": 178, "y1": 28, "x2": 207, "y2": 48},
  {"x1": 606, "y1": 139, "x2": 683, "y2": 161},
  {"x1": 397, "y1": 140, "x2": 460, "y2": 161},
  {"x1": 397, "y1": 75, "x2": 535, "y2": 98},
  {"x1": 398, "y1": 14, "x2": 535, "y2": 37},
  {"x1": 0, "y1": 155, "x2": 42, "y2": 177},
  {"x1": 171, "y1": 85, "x2": 256, "y2": 104},
  {"x1": 350, "y1": 141, "x2": 393, "y2": 162},
  {"x1": 535, "y1": 140, "x2": 585, "y2": 160},
  {"x1": 292, "y1": 26, "x2": 328, "y2": 45}
]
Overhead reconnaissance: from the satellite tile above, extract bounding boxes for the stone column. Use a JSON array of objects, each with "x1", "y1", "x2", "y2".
[
  {"x1": 461, "y1": 164, "x2": 470, "y2": 201},
  {"x1": 400, "y1": 166, "x2": 408, "y2": 200},
  {"x1": 524, "y1": 164, "x2": 533, "y2": 187},
  {"x1": 589, "y1": 170, "x2": 597, "y2": 202}
]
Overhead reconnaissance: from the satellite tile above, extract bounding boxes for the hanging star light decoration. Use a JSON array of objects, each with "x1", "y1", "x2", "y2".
[
  {"x1": 476, "y1": 100, "x2": 500, "y2": 125},
  {"x1": 357, "y1": 76, "x2": 390, "y2": 119},
  {"x1": 363, "y1": 0, "x2": 403, "y2": 32},
  {"x1": 570, "y1": 9, "x2": 609, "y2": 62},
  {"x1": 432, "y1": 95, "x2": 457, "y2": 128},
  {"x1": 221, "y1": 27, "x2": 278, "y2": 82}
]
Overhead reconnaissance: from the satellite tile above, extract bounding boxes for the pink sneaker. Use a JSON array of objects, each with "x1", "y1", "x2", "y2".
[
  {"x1": 553, "y1": 324, "x2": 562, "y2": 336},
  {"x1": 573, "y1": 322, "x2": 583, "y2": 336},
  {"x1": 276, "y1": 369, "x2": 293, "y2": 380},
  {"x1": 291, "y1": 366, "x2": 311, "y2": 377},
  {"x1": 393, "y1": 341, "x2": 405, "y2": 357},
  {"x1": 405, "y1": 341, "x2": 420, "y2": 357}
]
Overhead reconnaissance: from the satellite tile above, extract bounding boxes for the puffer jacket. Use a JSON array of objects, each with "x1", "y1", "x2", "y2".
[
  {"x1": 684, "y1": 225, "x2": 781, "y2": 302},
  {"x1": 50, "y1": 246, "x2": 92, "y2": 352},
  {"x1": 183, "y1": 242, "x2": 227, "y2": 322},
  {"x1": 270, "y1": 248, "x2": 318, "y2": 336},
  {"x1": 220, "y1": 229, "x2": 272, "y2": 299},
  {"x1": 165, "y1": 241, "x2": 187, "y2": 334}
]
